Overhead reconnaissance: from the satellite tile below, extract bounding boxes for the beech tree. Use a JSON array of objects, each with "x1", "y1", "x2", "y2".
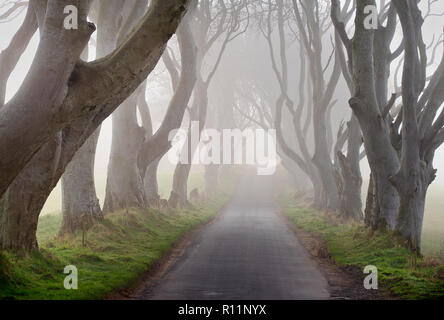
[
  {"x1": 292, "y1": 0, "x2": 342, "y2": 211},
  {"x1": 333, "y1": 0, "x2": 444, "y2": 251},
  {"x1": 0, "y1": 0, "x2": 191, "y2": 250},
  {"x1": 135, "y1": 11, "x2": 198, "y2": 208},
  {"x1": 102, "y1": 0, "x2": 151, "y2": 212},
  {"x1": 332, "y1": 0, "x2": 403, "y2": 229},
  {"x1": 169, "y1": 0, "x2": 248, "y2": 207},
  {"x1": 60, "y1": 0, "x2": 124, "y2": 233},
  {"x1": 0, "y1": 1, "x2": 37, "y2": 107},
  {"x1": 232, "y1": 75, "x2": 312, "y2": 195},
  {"x1": 0, "y1": 0, "x2": 189, "y2": 199},
  {"x1": 330, "y1": 0, "x2": 365, "y2": 221},
  {"x1": 260, "y1": 0, "x2": 322, "y2": 207},
  {"x1": 256, "y1": 0, "x2": 343, "y2": 211}
]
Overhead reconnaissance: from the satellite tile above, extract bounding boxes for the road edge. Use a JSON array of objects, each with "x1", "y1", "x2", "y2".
[
  {"x1": 105, "y1": 192, "x2": 236, "y2": 300},
  {"x1": 275, "y1": 206, "x2": 396, "y2": 300}
]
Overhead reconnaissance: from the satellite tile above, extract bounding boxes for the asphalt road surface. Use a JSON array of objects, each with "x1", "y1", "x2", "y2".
[{"x1": 138, "y1": 173, "x2": 330, "y2": 300}]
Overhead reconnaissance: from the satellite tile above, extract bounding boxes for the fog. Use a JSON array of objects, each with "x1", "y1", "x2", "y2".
[
  {"x1": 1, "y1": 1, "x2": 443, "y2": 216},
  {"x1": 1, "y1": 0, "x2": 444, "y2": 301}
]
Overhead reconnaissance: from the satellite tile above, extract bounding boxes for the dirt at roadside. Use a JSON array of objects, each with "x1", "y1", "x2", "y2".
[
  {"x1": 277, "y1": 210, "x2": 397, "y2": 300},
  {"x1": 105, "y1": 201, "x2": 229, "y2": 300}
]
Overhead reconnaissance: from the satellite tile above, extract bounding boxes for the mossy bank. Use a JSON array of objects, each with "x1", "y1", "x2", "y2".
[
  {"x1": 280, "y1": 194, "x2": 444, "y2": 300},
  {"x1": 0, "y1": 183, "x2": 234, "y2": 300}
]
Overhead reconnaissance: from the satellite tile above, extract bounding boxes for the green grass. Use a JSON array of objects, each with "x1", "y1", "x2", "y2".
[
  {"x1": 0, "y1": 172, "x2": 235, "y2": 300},
  {"x1": 41, "y1": 170, "x2": 206, "y2": 216},
  {"x1": 36, "y1": 214, "x2": 62, "y2": 243},
  {"x1": 360, "y1": 180, "x2": 444, "y2": 258},
  {"x1": 279, "y1": 193, "x2": 444, "y2": 300}
]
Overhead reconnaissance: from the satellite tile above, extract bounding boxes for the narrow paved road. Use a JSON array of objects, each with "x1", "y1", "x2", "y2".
[{"x1": 138, "y1": 173, "x2": 330, "y2": 300}]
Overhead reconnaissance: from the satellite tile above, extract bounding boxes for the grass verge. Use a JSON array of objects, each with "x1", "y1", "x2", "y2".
[
  {"x1": 279, "y1": 193, "x2": 444, "y2": 300},
  {"x1": 0, "y1": 178, "x2": 234, "y2": 300}
]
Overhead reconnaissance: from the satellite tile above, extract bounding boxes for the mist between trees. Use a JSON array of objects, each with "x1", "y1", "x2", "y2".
[{"x1": 0, "y1": 0, "x2": 443, "y2": 257}]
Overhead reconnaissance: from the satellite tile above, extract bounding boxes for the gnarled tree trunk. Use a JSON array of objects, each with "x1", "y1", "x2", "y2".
[
  {"x1": 60, "y1": 0, "x2": 122, "y2": 232},
  {"x1": 332, "y1": 0, "x2": 400, "y2": 229},
  {"x1": 0, "y1": 0, "x2": 94, "y2": 197},
  {"x1": 169, "y1": 79, "x2": 208, "y2": 207},
  {"x1": 60, "y1": 130, "x2": 103, "y2": 234},
  {"x1": 312, "y1": 103, "x2": 340, "y2": 210},
  {"x1": 0, "y1": 136, "x2": 61, "y2": 250},
  {"x1": 293, "y1": 0, "x2": 342, "y2": 211},
  {"x1": 137, "y1": 13, "x2": 198, "y2": 204},
  {"x1": 0, "y1": 0, "x2": 192, "y2": 250},
  {"x1": 144, "y1": 158, "x2": 161, "y2": 204},
  {"x1": 103, "y1": 0, "x2": 154, "y2": 213},
  {"x1": 103, "y1": 91, "x2": 147, "y2": 212},
  {"x1": 394, "y1": 177, "x2": 428, "y2": 251},
  {"x1": 337, "y1": 116, "x2": 363, "y2": 221},
  {"x1": 136, "y1": 82, "x2": 161, "y2": 206},
  {"x1": 0, "y1": 3, "x2": 37, "y2": 107}
]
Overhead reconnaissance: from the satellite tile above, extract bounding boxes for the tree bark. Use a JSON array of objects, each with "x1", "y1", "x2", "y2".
[
  {"x1": 0, "y1": 0, "x2": 191, "y2": 199},
  {"x1": 395, "y1": 178, "x2": 427, "y2": 251},
  {"x1": 293, "y1": 0, "x2": 342, "y2": 210},
  {"x1": 350, "y1": 65, "x2": 400, "y2": 231},
  {"x1": 60, "y1": 130, "x2": 103, "y2": 234},
  {"x1": 365, "y1": 5, "x2": 400, "y2": 227},
  {"x1": 136, "y1": 81, "x2": 161, "y2": 205},
  {"x1": 61, "y1": 0, "x2": 130, "y2": 233},
  {"x1": 0, "y1": 136, "x2": 61, "y2": 250},
  {"x1": 103, "y1": 1, "x2": 151, "y2": 213},
  {"x1": 169, "y1": 0, "x2": 244, "y2": 206},
  {"x1": 170, "y1": 162, "x2": 192, "y2": 208},
  {"x1": 312, "y1": 102, "x2": 340, "y2": 210},
  {"x1": 0, "y1": 0, "x2": 191, "y2": 250},
  {"x1": 390, "y1": 0, "x2": 433, "y2": 251},
  {"x1": 0, "y1": 0, "x2": 94, "y2": 197},
  {"x1": 333, "y1": 23, "x2": 364, "y2": 221},
  {"x1": 137, "y1": 15, "x2": 197, "y2": 178},
  {"x1": 364, "y1": 173, "x2": 377, "y2": 227},
  {"x1": 103, "y1": 90, "x2": 147, "y2": 212},
  {"x1": 0, "y1": 3, "x2": 37, "y2": 106},
  {"x1": 265, "y1": 1, "x2": 325, "y2": 209},
  {"x1": 337, "y1": 116, "x2": 363, "y2": 221},
  {"x1": 332, "y1": 0, "x2": 401, "y2": 229},
  {"x1": 169, "y1": 79, "x2": 208, "y2": 207},
  {"x1": 144, "y1": 158, "x2": 161, "y2": 204},
  {"x1": 136, "y1": 12, "x2": 197, "y2": 208}
]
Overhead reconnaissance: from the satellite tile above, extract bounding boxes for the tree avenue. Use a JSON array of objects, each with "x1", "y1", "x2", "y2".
[
  {"x1": 0, "y1": 0, "x2": 191, "y2": 249},
  {"x1": 0, "y1": 0, "x2": 444, "y2": 269}
]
